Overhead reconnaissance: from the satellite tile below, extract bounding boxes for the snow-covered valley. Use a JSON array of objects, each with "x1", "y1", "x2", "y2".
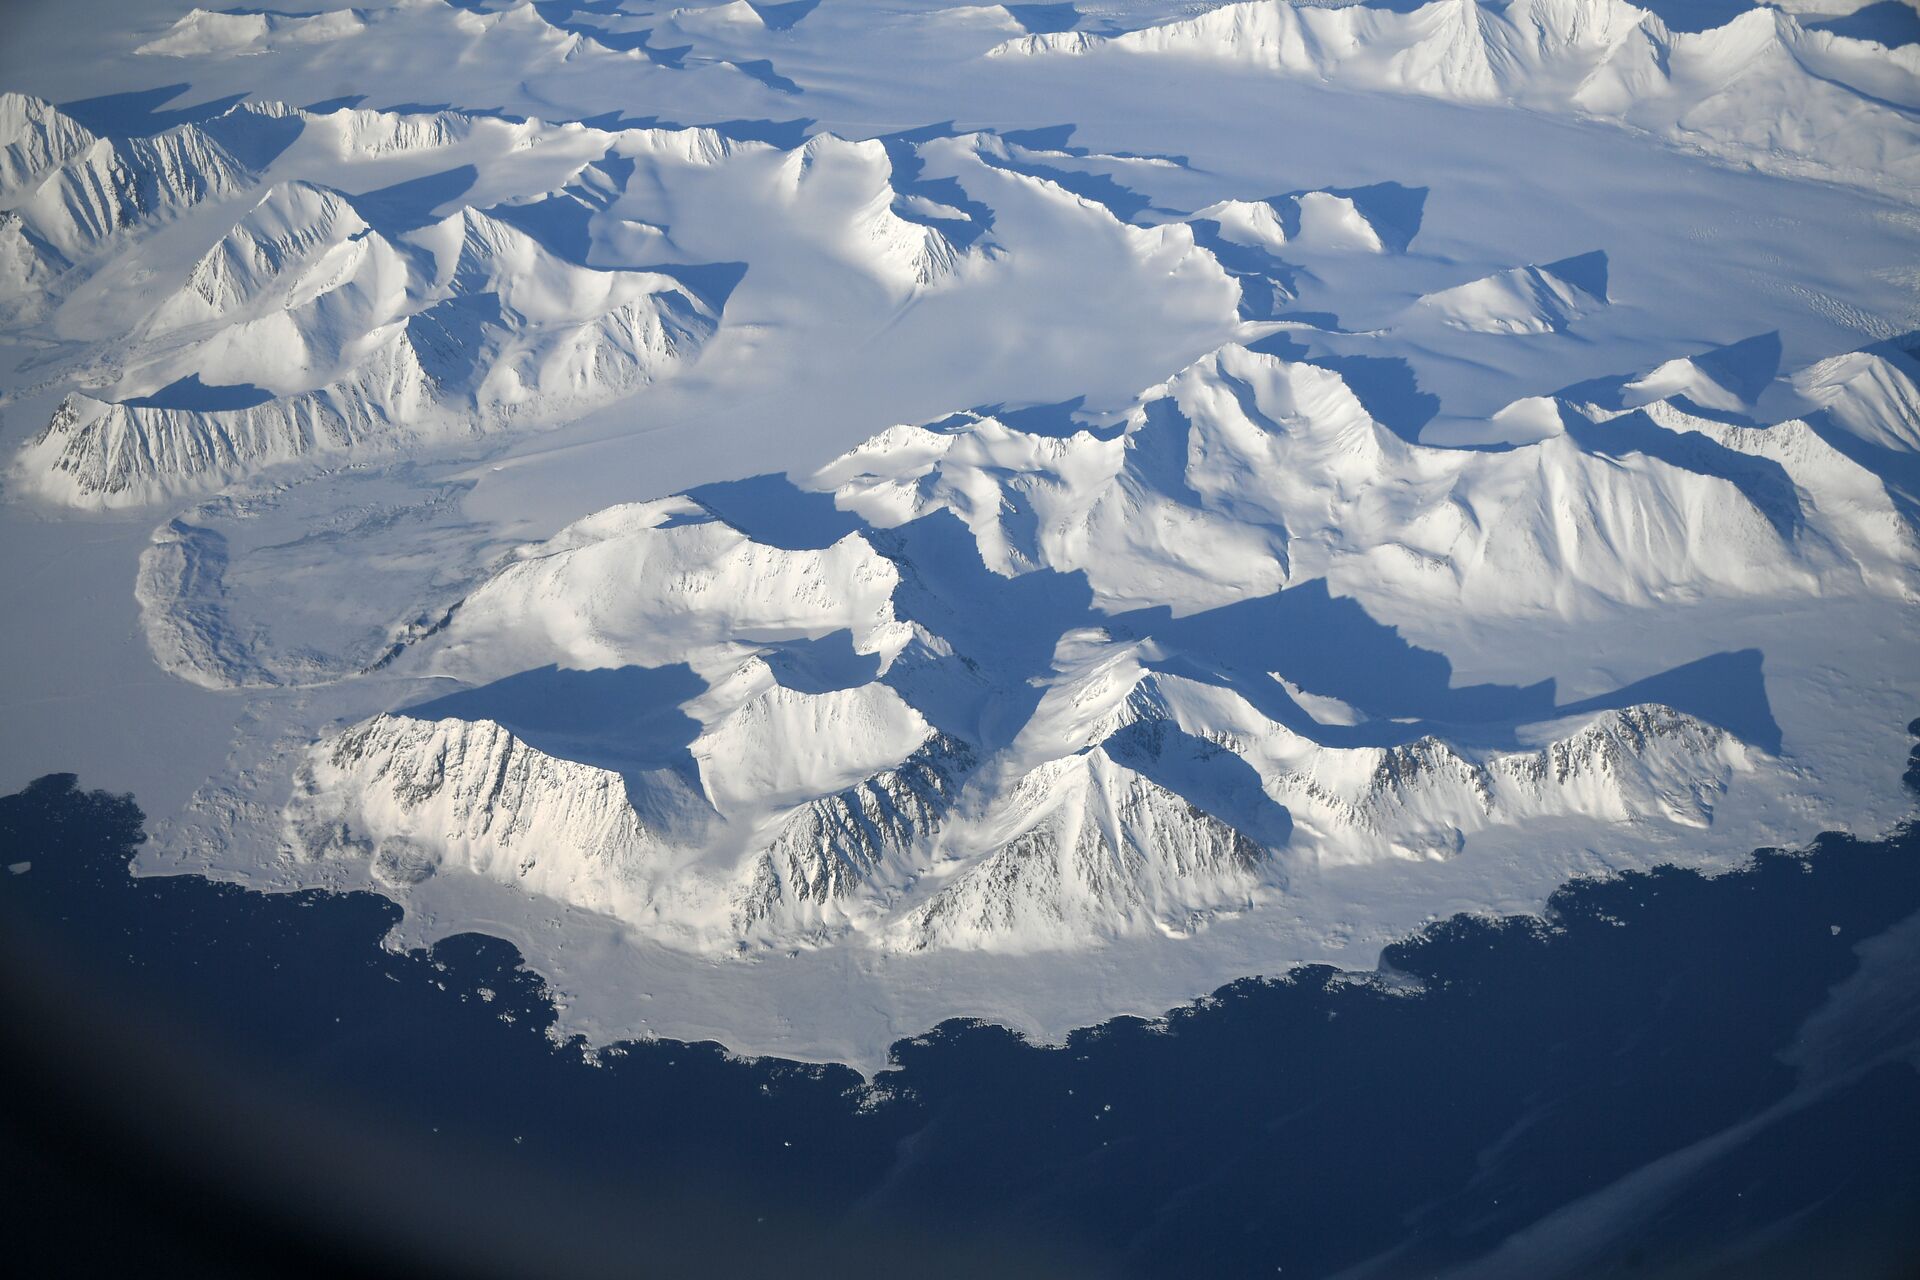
[{"x1": 1, "y1": 0, "x2": 1917, "y2": 1068}]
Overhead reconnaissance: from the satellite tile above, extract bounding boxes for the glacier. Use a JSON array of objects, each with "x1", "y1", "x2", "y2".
[{"x1": 0, "y1": 0, "x2": 1917, "y2": 1069}]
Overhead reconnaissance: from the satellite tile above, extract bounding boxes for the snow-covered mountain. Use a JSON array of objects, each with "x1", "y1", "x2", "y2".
[
  {"x1": 15, "y1": 226, "x2": 719, "y2": 507},
  {"x1": 8, "y1": 117, "x2": 253, "y2": 263},
  {"x1": 1410, "y1": 252, "x2": 1609, "y2": 334},
  {"x1": 733, "y1": 731, "x2": 976, "y2": 939},
  {"x1": 136, "y1": 6, "x2": 370, "y2": 57},
  {"x1": 780, "y1": 134, "x2": 975, "y2": 291},
  {"x1": 818, "y1": 343, "x2": 1915, "y2": 616},
  {"x1": 421, "y1": 494, "x2": 908, "y2": 678},
  {"x1": 150, "y1": 179, "x2": 385, "y2": 327},
  {"x1": 992, "y1": 0, "x2": 1920, "y2": 194},
  {"x1": 1791, "y1": 342, "x2": 1920, "y2": 454},
  {"x1": 274, "y1": 333, "x2": 1908, "y2": 956},
  {"x1": 890, "y1": 744, "x2": 1265, "y2": 953},
  {"x1": 287, "y1": 678, "x2": 1757, "y2": 955},
  {"x1": 1189, "y1": 186, "x2": 1420, "y2": 255},
  {"x1": 0, "y1": 93, "x2": 99, "y2": 196},
  {"x1": 0, "y1": 105, "x2": 755, "y2": 505},
  {"x1": 288, "y1": 712, "x2": 668, "y2": 916},
  {"x1": 5, "y1": 0, "x2": 1919, "y2": 1063},
  {"x1": 0, "y1": 99, "x2": 258, "y2": 325},
  {"x1": 0, "y1": 99, "x2": 1053, "y2": 507}
]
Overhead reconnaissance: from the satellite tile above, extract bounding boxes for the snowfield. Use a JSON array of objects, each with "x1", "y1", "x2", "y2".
[{"x1": 1, "y1": 0, "x2": 1918, "y2": 1069}]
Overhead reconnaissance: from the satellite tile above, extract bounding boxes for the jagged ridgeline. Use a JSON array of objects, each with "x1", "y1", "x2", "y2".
[
  {"x1": 4, "y1": 0, "x2": 1919, "y2": 1004},
  {"x1": 0, "y1": 97, "x2": 1027, "y2": 507},
  {"x1": 1, "y1": 96, "x2": 740, "y2": 504},
  {"x1": 2, "y1": 88, "x2": 1424, "y2": 516},
  {"x1": 992, "y1": 0, "x2": 1920, "y2": 192},
  {"x1": 9, "y1": 0, "x2": 1918, "y2": 511},
  {"x1": 278, "y1": 335, "x2": 1917, "y2": 957}
]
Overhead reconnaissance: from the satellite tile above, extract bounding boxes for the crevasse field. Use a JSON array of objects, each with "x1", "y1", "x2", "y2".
[{"x1": 1, "y1": 0, "x2": 1917, "y2": 1071}]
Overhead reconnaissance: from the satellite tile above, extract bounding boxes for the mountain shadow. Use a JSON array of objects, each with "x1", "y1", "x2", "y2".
[{"x1": 401, "y1": 662, "x2": 707, "y2": 812}]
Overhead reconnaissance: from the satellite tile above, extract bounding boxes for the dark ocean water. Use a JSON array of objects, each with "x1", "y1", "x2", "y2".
[{"x1": 3, "y1": 732, "x2": 1920, "y2": 1278}]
